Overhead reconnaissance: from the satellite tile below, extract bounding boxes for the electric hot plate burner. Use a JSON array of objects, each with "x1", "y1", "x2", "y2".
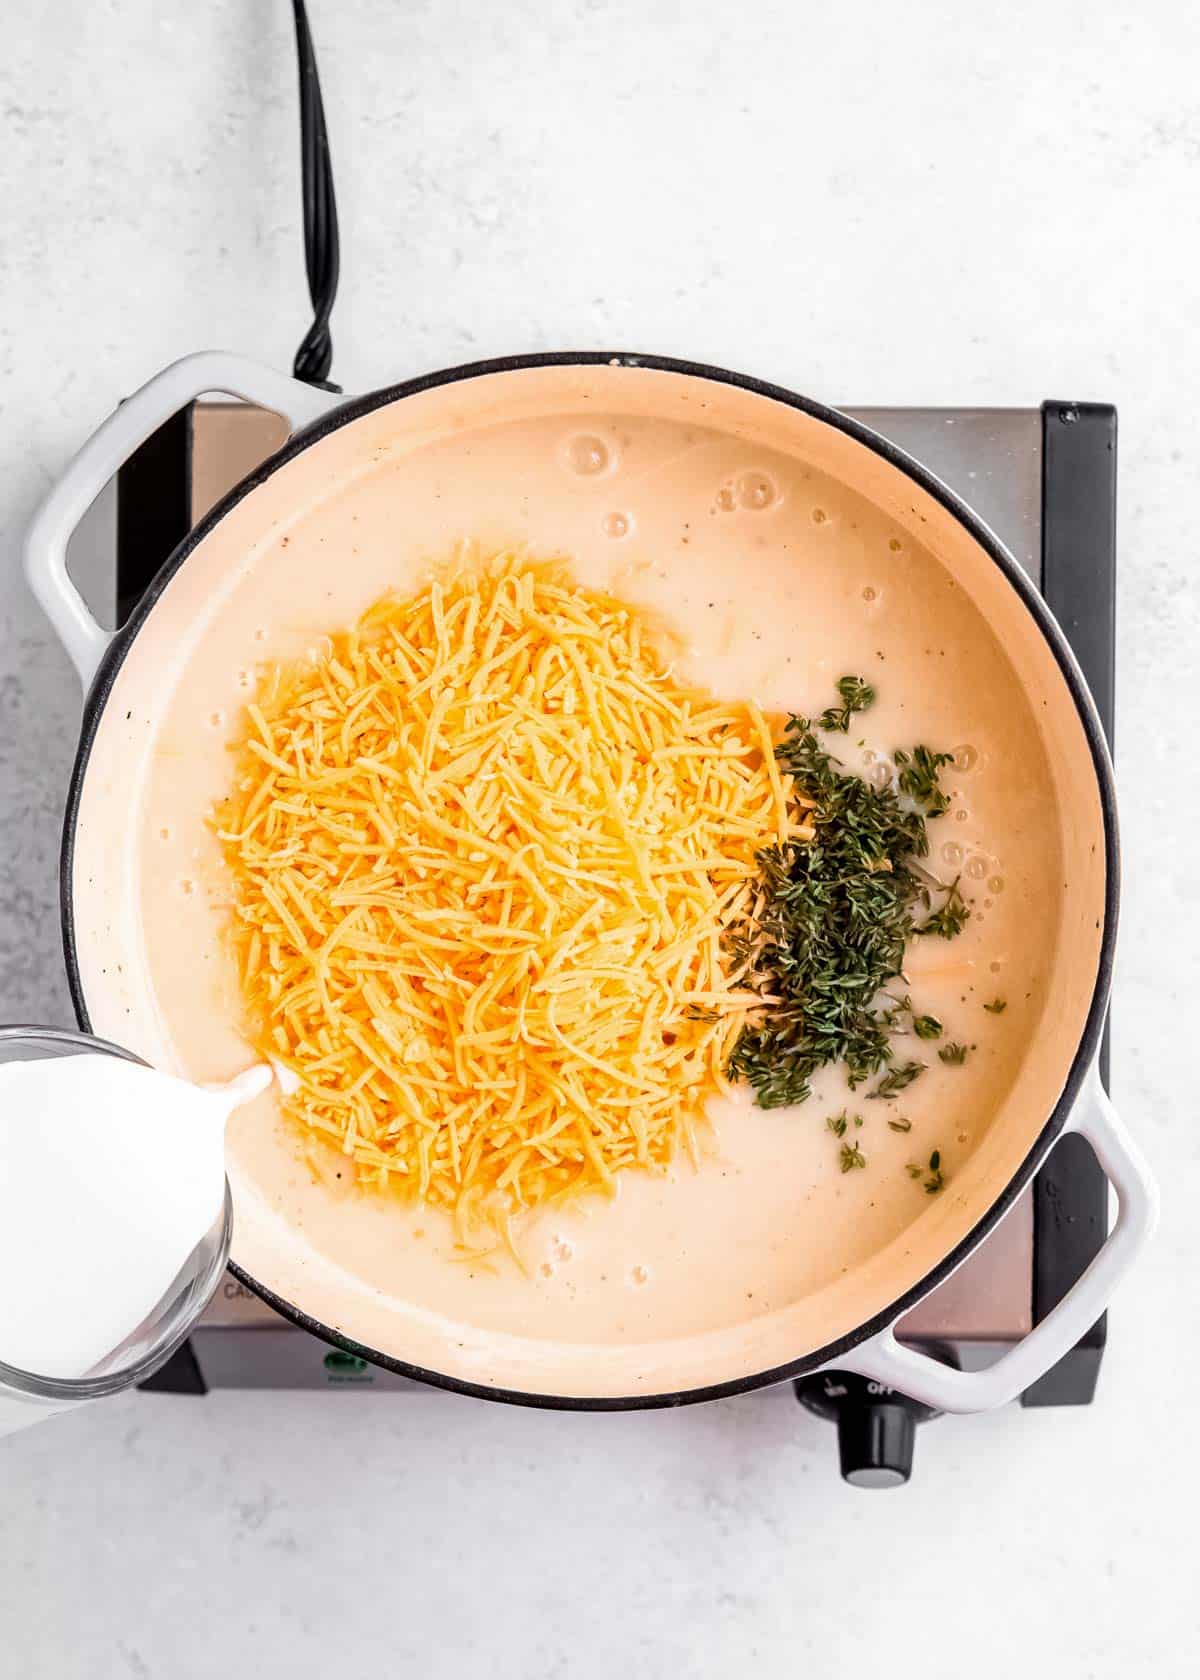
[{"x1": 83, "y1": 394, "x2": 1116, "y2": 1484}]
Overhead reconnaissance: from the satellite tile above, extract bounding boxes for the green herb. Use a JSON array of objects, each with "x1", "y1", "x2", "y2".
[
  {"x1": 818, "y1": 675, "x2": 877, "y2": 733},
  {"x1": 826, "y1": 1113, "x2": 848, "y2": 1138},
  {"x1": 938, "y1": 1042, "x2": 968, "y2": 1065},
  {"x1": 876, "y1": 993, "x2": 912, "y2": 1029},
  {"x1": 839, "y1": 1141, "x2": 867, "y2": 1173},
  {"x1": 912, "y1": 1014, "x2": 943, "y2": 1040},
  {"x1": 984, "y1": 998, "x2": 1007, "y2": 1014},
  {"x1": 916, "y1": 877, "x2": 969, "y2": 939},
  {"x1": 894, "y1": 745, "x2": 954, "y2": 816},
  {"x1": 867, "y1": 1061, "x2": 925, "y2": 1101},
  {"x1": 726, "y1": 683, "x2": 968, "y2": 1111},
  {"x1": 887, "y1": 1117, "x2": 912, "y2": 1133},
  {"x1": 683, "y1": 1003, "x2": 720, "y2": 1023},
  {"x1": 906, "y1": 1149, "x2": 947, "y2": 1193}
]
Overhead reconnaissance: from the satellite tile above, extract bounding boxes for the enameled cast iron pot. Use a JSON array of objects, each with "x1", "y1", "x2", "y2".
[{"x1": 25, "y1": 351, "x2": 1158, "y2": 1412}]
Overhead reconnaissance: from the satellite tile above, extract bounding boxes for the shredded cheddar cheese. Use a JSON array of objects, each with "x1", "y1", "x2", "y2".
[{"x1": 216, "y1": 551, "x2": 806, "y2": 1241}]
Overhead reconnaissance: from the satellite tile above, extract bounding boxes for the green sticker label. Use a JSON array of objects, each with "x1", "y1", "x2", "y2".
[{"x1": 323, "y1": 1349, "x2": 371, "y2": 1380}]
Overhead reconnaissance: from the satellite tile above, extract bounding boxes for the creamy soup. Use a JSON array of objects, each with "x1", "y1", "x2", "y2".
[{"x1": 125, "y1": 404, "x2": 1062, "y2": 1358}]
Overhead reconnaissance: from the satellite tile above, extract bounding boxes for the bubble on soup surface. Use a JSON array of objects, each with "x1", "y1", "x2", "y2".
[
  {"x1": 862, "y1": 585, "x2": 878, "y2": 602},
  {"x1": 941, "y1": 841, "x2": 964, "y2": 867},
  {"x1": 867, "y1": 761, "x2": 892, "y2": 790},
  {"x1": 736, "y1": 471, "x2": 777, "y2": 511},
  {"x1": 988, "y1": 874, "x2": 1004, "y2": 894},
  {"x1": 630, "y1": 1264, "x2": 651, "y2": 1287},
  {"x1": 602, "y1": 511, "x2": 630, "y2": 539},
  {"x1": 566, "y1": 434, "x2": 609, "y2": 475},
  {"x1": 954, "y1": 808, "x2": 969, "y2": 824},
  {"x1": 952, "y1": 744, "x2": 978, "y2": 772},
  {"x1": 966, "y1": 854, "x2": 989, "y2": 881},
  {"x1": 889, "y1": 537, "x2": 903, "y2": 552},
  {"x1": 811, "y1": 507, "x2": 828, "y2": 524},
  {"x1": 716, "y1": 485, "x2": 736, "y2": 512},
  {"x1": 989, "y1": 960, "x2": 1003, "y2": 974},
  {"x1": 209, "y1": 711, "x2": 225, "y2": 729}
]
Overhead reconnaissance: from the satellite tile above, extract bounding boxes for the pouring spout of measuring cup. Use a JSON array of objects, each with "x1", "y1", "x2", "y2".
[
  {"x1": 0, "y1": 1028, "x2": 274, "y2": 1440},
  {"x1": 203, "y1": 1062, "x2": 276, "y2": 1105}
]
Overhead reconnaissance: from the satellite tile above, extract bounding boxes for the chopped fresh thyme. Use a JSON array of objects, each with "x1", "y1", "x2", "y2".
[
  {"x1": 887, "y1": 1117, "x2": 913, "y2": 1133},
  {"x1": 916, "y1": 877, "x2": 969, "y2": 939},
  {"x1": 818, "y1": 675, "x2": 877, "y2": 733},
  {"x1": 727, "y1": 686, "x2": 968, "y2": 1111},
  {"x1": 876, "y1": 993, "x2": 912, "y2": 1029},
  {"x1": 938, "y1": 1042, "x2": 969, "y2": 1065},
  {"x1": 984, "y1": 998, "x2": 1007, "y2": 1014},
  {"x1": 894, "y1": 746, "x2": 954, "y2": 816},
  {"x1": 839, "y1": 1141, "x2": 867, "y2": 1173},
  {"x1": 867, "y1": 1061, "x2": 925, "y2": 1101},
  {"x1": 907, "y1": 1149, "x2": 946, "y2": 1194},
  {"x1": 683, "y1": 1003, "x2": 720, "y2": 1023},
  {"x1": 826, "y1": 1113, "x2": 848, "y2": 1138},
  {"x1": 911, "y1": 1014, "x2": 943, "y2": 1040}
]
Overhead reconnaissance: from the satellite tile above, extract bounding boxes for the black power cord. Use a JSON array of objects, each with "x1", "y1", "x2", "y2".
[{"x1": 291, "y1": 0, "x2": 340, "y2": 390}]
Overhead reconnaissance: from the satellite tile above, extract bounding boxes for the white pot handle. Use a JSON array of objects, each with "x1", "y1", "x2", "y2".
[
  {"x1": 24, "y1": 351, "x2": 345, "y2": 687},
  {"x1": 831, "y1": 1066, "x2": 1158, "y2": 1413}
]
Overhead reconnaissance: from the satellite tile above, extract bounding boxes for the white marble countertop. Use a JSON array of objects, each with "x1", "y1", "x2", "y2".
[{"x1": 2, "y1": 2, "x2": 1197, "y2": 1675}]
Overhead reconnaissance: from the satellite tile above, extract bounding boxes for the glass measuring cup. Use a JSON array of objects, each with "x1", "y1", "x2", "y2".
[{"x1": 0, "y1": 1025, "x2": 233, "y2": 1436}]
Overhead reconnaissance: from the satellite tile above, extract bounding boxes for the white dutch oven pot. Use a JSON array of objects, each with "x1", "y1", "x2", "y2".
[{"x1": 25, "y1": 351, "x2": 1157, "y2": 1413}]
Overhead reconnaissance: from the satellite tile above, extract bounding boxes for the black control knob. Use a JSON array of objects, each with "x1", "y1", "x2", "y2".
[{"x1": 793, "y1": 1366, "x2": 948, "y2": 1488}]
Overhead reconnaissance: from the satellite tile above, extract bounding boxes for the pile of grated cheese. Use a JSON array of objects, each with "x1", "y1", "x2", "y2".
[{"x1": 216, "y1": 550, "x2": 807, "y2": 1245}]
